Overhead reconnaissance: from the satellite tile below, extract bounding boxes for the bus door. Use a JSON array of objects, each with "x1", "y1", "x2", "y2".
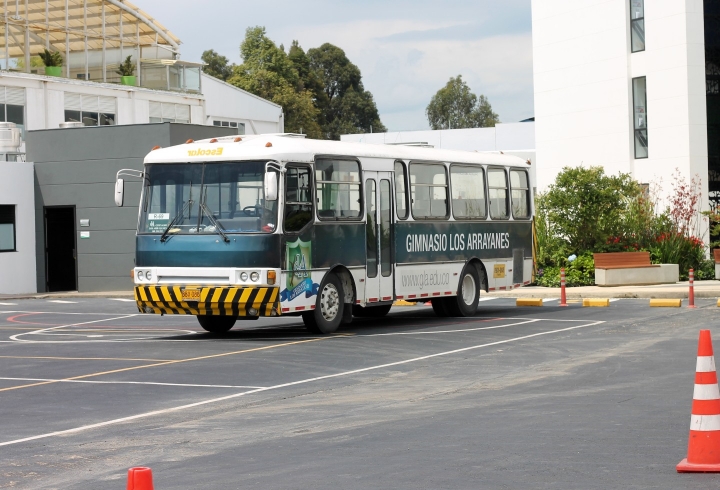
[{"x1": 364, "y1": 171, "x2": 394, "y2": 304}]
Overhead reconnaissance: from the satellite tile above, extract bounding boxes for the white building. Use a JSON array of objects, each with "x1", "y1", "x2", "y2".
[
  {"x1": 0, "y1": 0, "x2": 283, "y2": 294},
  {"x1": 531, "y1": 0, "x2": 711, "y2": 211}
]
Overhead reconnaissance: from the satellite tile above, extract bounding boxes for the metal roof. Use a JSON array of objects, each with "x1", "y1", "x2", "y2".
[{"x1": 2, "y1": 0, "x2": 181, "y2": 58}]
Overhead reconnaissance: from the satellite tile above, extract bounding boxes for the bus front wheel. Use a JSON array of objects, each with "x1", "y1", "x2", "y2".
[
  {"x1": 302, "y1": 273, "x2": 344, "y2": 334},
  {"x1": 197, "y1": 315, "x2": 237, "y2": 333},
  {"x1": 446, "y1": 265, "x2": 480, "y2": 317}
]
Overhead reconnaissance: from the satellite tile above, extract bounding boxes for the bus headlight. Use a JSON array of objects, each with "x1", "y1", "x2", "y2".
[
  {"x1": 240, "y1": 272, "x2": 249, "y2": 281},
  {"x1": 137, "y1": 270, "x2": 144, "y2": 282},
  {"x1": 250, "y1": 272, "x2": 260, "y2": 282},
  {"x1": 145, "y1": 270, "x2": 152, "y2": 281}
]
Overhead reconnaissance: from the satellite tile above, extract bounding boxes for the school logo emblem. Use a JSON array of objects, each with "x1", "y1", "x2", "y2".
[{"x1": 281, "y1": 239, "x2": 319, "y2": 302}]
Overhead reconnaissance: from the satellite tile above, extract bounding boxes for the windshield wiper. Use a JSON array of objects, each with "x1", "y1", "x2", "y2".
[
  {"x1": 160, "y1": 182, "x2": 194, "y2": 242},
  {"x1": 199, "y1": 188, "x2": 229, "y2": 243},
  {"x1": 159, "y1": 199, "x2": 192, "y2": 242}
]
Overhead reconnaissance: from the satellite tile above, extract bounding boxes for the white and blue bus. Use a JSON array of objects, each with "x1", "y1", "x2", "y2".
[{"x1": 115, "y1": 134, "x2": 533, "y2": 334}]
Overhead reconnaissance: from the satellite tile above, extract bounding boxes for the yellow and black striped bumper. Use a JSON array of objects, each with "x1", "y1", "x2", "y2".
[{"x1": 134, "y1": 286, "x2": 280, "y2": 316}]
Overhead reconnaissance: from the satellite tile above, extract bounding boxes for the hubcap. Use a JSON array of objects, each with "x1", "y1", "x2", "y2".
[
  {"x1": 320, "y1": 283, "x2": 340, "y2": 321},
  {"x1": 461, "y1": 274, "x2": 476, "y2": 305}
]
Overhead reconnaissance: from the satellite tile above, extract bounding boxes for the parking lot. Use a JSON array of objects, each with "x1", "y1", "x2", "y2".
[{"x1": 1, "y1": 297, "x2": 719, "y2": 489}]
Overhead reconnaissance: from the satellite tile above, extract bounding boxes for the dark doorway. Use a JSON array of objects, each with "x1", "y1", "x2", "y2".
[{"x1": 45, "y1": 206, "x2": 77, "y2": 292}]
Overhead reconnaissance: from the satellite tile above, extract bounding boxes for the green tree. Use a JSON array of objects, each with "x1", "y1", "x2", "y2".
[
  {"x1": 228, "y1": 27, "x2": 322, "y2": 138},
  {"x1": 201, "y1": 49, "x2": 234, "y2": 81},
  {"x1": 307, "y1": 43, "x2": 386, "y2": 139},
  {"x1": 543, "y1": 166, "x2": 641, "y2": 253},
  {"x1": 426, "y1": 75, "x2": 499, "y2": 130}
]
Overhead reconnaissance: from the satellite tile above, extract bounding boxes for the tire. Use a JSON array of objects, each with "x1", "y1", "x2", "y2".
[
  {"x1": 446, "y1": 264, "x2": 480, "y2": 317},
  {"x1": 352, "y1": 304, "x2": 392, "y2": 318},
  {"x1": 197, "y1": 315, "x2": 237, "y2": 333},
  {"x1": 431, "y1": 298, "x2": 450, "y2": 317},
  {"x1": 302, "y1": 273, "x2": 344, "y2": 334}
]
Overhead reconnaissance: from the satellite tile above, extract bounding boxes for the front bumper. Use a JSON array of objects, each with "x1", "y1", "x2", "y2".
[{"x1": 134, "y1": 286, "x2": 281, "y2": 316}]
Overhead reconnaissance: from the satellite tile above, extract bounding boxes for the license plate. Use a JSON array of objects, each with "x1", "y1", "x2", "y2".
[{"x1": 182, "y1": 289, "x2": 201, "y2": 302}]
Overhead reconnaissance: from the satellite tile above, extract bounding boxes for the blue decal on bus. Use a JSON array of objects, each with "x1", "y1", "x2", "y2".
[{"x1": 281, "y1": 239, "x2": 320, "y2": 301}]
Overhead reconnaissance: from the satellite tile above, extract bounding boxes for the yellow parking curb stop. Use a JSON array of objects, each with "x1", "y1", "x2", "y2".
[
  {"x1": 583, "y1": 298, "x2": 610, "y2": 307},
  {"x1": 516, "y1": 298, "x2": 543, "y2": 307},
  {"x1": 649, "y1": 299, "x2": 682, "y2": 307}
]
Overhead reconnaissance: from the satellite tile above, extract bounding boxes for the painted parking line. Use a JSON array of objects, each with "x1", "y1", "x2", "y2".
[
  {"x1": 366, "y1": 319, "x2": 540, "y2": 336},
  {"x1": 0, "y1": 302, "x2": 17, "y2": 306},
  {"x1": 477, "y1": 297, "x2": 498, "y2": 302},
  {"x1": 47, "y1": 300, "x2": 79, "y2": 304},
  {"x1": 8, "y1": 314, "x2": 140, "y2": 342},
  {"x1": 0, "y1": 377, "x2": 265, "y2": 390},
  {"x1": 0, "y1": 335, "x2": 345, "y2": 393},
  {"x1": 108, "y1": 298, "x2": 136, "y2": 302},
  {"x1": 0, "y1": 319, "x2": 603, "y2": 448}
]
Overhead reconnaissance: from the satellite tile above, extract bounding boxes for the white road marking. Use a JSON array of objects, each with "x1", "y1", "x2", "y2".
[
  {"x1": 108, "y1": 298, "x2": 136, "y2": 302},
  {"x1": 9, "y1": 314, "x2": 139, "y2": 342},
  {"x1": 365, "y1": 319, "x2": 539, "y2": 336},
  {"x1": 0, "y1": 320, "x2": 604, "y2": 447},
  {"x1": 47, "y1": 300, "x2": 79, "y2": 304},
  {"x1": 477, "y1": 297, "x2": 498, "y2": 302},
  {"x1": 609, "y1": 298, "x2": 621, "y2": 302},
  {"x1": 0, "y1": 302, "x2": 17, "y2": 306},
  {"x1": 543, "y1": 298, "x2": 559, "y2": 302},
  {"x1": 0, "y1": 377, "x2": 266, "y2": 390}
]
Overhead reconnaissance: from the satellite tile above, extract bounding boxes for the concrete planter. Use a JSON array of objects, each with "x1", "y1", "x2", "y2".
[
  {"x1": 120, "y1": 76, "x2": 136, "y2": 86},
  {"x1": 44, "y1": 66, "x2": 62, "y2": 77},
  {"x1": 595, "y1": 264, "x2": 679, "y2": 286}
]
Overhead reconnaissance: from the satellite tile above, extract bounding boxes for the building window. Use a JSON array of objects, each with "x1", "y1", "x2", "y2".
[
  {"x1": 0, "y1": 87, "x2": 26, "y2": 135},
  {"x1": 149, "y1": 102, "x2": 190, "y2": 123},
  {"x1": 0, "y1": 205, "x2": 16, "y2": 252},
  {"x1": 213, "y1": 120, "x2": 246, "y2": 134},
  {"x1": 64, "y1": 93, "x2": 115, "y2": 126},
  {"x1": 630, "y1": 0, "x2": 645, "y2": 52},
  {"x1": 633, "y1": 77, "x2": 648, "y2": 159}
]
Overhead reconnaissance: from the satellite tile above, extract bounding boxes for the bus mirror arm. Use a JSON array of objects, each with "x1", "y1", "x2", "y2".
[
  {"x1": 264, "y1": 161, "x2": 284, "y2": 201},
  {"x1": 115, "y1": 169, "x2": 145, "y2": 207}
]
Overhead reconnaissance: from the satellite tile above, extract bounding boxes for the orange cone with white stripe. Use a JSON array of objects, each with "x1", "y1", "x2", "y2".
[{"x1": 677, "y1": 330, "x2": 720, "y2": 472}]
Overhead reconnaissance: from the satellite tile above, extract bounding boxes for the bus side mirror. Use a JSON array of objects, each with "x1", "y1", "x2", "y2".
[
  {"x1": 115, "y1": 178, "x2": 124, "y2": 207},
  {"x1": 264, "y1": 173, "x2": 278, "y2": 201}
]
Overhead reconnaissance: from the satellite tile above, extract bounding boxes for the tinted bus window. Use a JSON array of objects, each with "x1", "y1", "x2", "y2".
[
  {"x1": 285, "y1": 166, "x2": 313, "y2": 232},
  {"x1": 394, "y1": 160, "x2": 408, "y2": 219},
  {"x1": 488, "y1": 169, "x2": 509, "y2": 219},
  {"x1": 366, "y1": 180, "x2": 378, "y2": 278},
  {"x1": 410, "y1": 163, "x2": 448, "y2": 219},
  {"x1": 315, "y1": 159, "x2": 361, "y2": 219},
  {"x1": 451, "y1": 165, "x2": 486, "y2": 219},
  {"x1": 380, "y1": 179, "x2": 392, "y2": 277},
  {"x1": 510, "y1": 170, "x2": 530, "y2": 219}
]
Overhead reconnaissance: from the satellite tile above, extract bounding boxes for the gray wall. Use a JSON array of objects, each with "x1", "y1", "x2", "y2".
[{"x1": 26, "y1": 123, "x2": 238, "y2": 292}]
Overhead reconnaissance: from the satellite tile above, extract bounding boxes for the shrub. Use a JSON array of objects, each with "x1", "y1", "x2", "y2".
[
  {"x1": 535, "y1": 253, "x2": 595, "y2": 287},
  {"x1": 38, "y1": 49, "x2": 63, "y2": 67}
]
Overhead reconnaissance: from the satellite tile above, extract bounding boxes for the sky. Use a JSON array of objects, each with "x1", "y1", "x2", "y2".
[{"x1": 143, "y1": 0, "x2": 534, "y2": 132}]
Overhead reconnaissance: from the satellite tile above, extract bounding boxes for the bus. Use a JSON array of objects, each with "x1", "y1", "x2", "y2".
[{"x1": 114, "y1": 134, "x2": 534, "y2": 334}]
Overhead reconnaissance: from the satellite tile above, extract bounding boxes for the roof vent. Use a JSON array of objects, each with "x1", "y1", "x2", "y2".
[{"x1": 59, "y1": 121, "x2": 85, "y2": 129}]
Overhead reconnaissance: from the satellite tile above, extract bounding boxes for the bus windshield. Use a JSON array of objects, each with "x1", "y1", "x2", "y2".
[{"x1": 139, "y1": 161, "x2": 278, "y2": 235}]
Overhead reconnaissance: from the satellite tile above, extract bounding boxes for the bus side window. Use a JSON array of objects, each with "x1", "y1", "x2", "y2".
[
  {"x1": 394, "y1": 160, "x2": 408, "y2": 220},
  {"x1": 450, "y1": 165, "x2": 486, "y2": 219},
  {"x1": 366, "y1": 180, "x2": 378, "y2": 278},
  {"x1": 488, "y1": 169, "x2": 509, "y2": 219},
  {"x1": 410, "y1": 163, "x2": 448, "y2": 219},
  {"x1": 284, "y1": 166, "x2": 313, "y2": 232},
  {"x1": 315, "y1": 159, "x2": 361, "y2": 220},
  {"x1": 510, "y1": 170, "x2": 530, "y2": 219}
]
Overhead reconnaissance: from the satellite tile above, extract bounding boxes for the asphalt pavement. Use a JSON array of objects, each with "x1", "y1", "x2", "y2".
[{"x1": 0, "y1": 296, "x2": 719, "y2": 489}]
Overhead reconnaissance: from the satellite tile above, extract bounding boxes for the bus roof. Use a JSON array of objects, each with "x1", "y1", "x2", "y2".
[{"x1": 143, "y1": 134, "x2": 530, "y2": 167}]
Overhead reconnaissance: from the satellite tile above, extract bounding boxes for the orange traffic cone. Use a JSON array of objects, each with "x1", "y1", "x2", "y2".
[
  {"x1": 127, "y1": 467, "x2": 154, "y2": 490},
  {"x1": 677, "y1": 330, "x2": 720, "y2": 472}
]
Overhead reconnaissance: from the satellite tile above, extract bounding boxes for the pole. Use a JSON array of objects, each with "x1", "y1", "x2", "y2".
[
  {"x1": 559, "y1": 267, "x2": 568, "y2": 307},
  {"x1": 688, "y1": 268, "x2": 696, "y2": 308}
]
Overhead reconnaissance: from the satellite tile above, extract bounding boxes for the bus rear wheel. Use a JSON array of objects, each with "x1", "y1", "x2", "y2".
[
  {"x1": 431, "y1": 298, "x2": 451, "y2": 317},
  {"x1": 197, "y1": 315, "x2": 237, "y2": 333},
  {"x1": 302, "y1": 273, "x2": 344, "y2": 334},
  {"x1": 446, "y1": 265, "x2": 480, "y2": 317},
  {"x1": 352, "y1": 304, "x2": 392, "y2": 318}
]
